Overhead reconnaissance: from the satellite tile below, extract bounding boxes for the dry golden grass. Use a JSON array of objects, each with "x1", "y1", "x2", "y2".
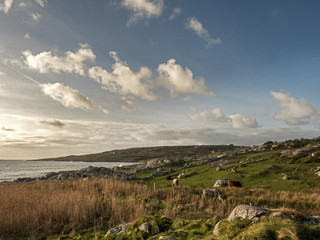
[{"x1": 1, "y1": 178, "x2": 320, "y2": 238}]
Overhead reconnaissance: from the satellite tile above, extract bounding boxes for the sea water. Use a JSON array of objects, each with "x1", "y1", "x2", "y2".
[{"x1": 0, "y1": 160, "x2": 136, "y2": 182}]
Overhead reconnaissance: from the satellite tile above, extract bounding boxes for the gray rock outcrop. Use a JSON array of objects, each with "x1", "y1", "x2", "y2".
[
  {"x1": 213, "y1": 220, "x2": 222, "y2": 235},
  {"x1": 213, "y1": 179, "x2": 228, "y2": 187},
  {"x1": 227, "y1": 204, "x2": 271, "y2": 222},
  {"x1": 105, "y1": 222, "x2": 131, "y2": 236},
  {"x1": 159, "y1": 236, "x2": 177, "y2": 240},
  {"x1": 139, "y1": 222, "x2": 151, "y2": 233}
]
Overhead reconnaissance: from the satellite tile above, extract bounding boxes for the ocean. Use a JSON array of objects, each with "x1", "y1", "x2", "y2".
[{"x1": 0, "y1": 160, "x2": 136, "y2": 182}]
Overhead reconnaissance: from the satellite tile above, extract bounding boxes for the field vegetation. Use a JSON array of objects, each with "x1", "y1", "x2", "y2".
[{"x1": 2, "y1": 138, "x2": 320, "y2": 239}]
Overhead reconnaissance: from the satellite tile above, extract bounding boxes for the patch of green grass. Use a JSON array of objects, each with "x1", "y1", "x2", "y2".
[{"x1": 142, "y1": 150, "x2": 320, "y2": 193}]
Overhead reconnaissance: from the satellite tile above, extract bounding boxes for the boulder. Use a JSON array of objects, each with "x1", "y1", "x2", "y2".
[
  {"x1": 178, "y1": 173, "x2": 185, "y2": 178},
  {"x1": 202, "y1": 189, "x2": 221, "y2": 199},
  {"x1": 304, "y1": 216, "x2": 320, "y2": 225},
  {"x1": 283, "y1": 174, "x2": 289, "y2": 180},
  {"x1": 105, "y1": 222, "x2": 131, "y2": 236},
  {"x1": 280, "y1": 150, "x2": 291, "y2": 156},
  {"x1": 139, "y1": 222, "x2": 151, "y2": 233},
  {"x1": 213, "y1": 220, "x2": 222, "y2": 235},
  {"x1": 57, "y1": 173, "x2": 68, "y2": 180},
  {"x1": 227, "y1": 204, "x2": 271, "y2": 222},
  {"x1": 216, "y1": 166, "x2": 223, "y2": 171},
  {"x1": 213, "y1": 179, "x2": 229, "y2": 187},
  {"x1": 159, "y1": 236, "x2": 177, "y2": 240}
]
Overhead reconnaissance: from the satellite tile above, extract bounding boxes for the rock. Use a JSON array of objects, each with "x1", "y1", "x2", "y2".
[
  {"x1": 139, "y1": 222, "x2": 151, "y2": 233},
  {"x1": 283, "y1": 175, "x2": 289, "y2": 180},
  {"x1": 280, "y1": 150, "x2": 291, "y2": 156},
  {"x1": 157, "y1": 167, "x2": 164, "y2": 172},
  {"x1": 216, "y1": 166, "x2": 223, "y2": 171},
  {"x1": 304, "y1": 216, "x2": 320, "y2": 225},
  {"x1": 202, "y1": 189, "x2": 221, "y2": 199},
  {"x1": 178, "y1": 173, "x2": 185, "y2": 178},
  {"x1": 315, "y1": 171, "x2": 320, "y2": 176},
  {"x1": 213, "y1": 179, "x2": 229, "y2": 187},
  {"x1": 227, "y1": 204, "x2": 271, "y2": 222},
  {"x1": 159, "y1": 236, "x2": 177, "y2": 240},
  {"x1": 57, "y1": 173, "x2": 68, "y2": 180},
  {"x1": 106, "y1": 222, "x2": 131, "y2": 236},
  {"x1": 213, "y1": 220, "x2": 222, "y2": 235},
  {"x1": 271, "y1": 212, "x2": 288, "y2": 219}
]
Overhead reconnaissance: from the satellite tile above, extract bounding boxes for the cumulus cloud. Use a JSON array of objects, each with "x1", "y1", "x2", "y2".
[
  {"x1": 169, "y1": 7, "x2": 181, "y2": 20},
  {"x1": 121, "y1": 0, "x2": 164, "y2": 25},
  {"x1": 22, "y1": 44, "x2": 96, "y2": 76},
  {"x1": 35, "y1": 0, "x2": 46, "y2": 7},
  {"x1": 270, "y1": 91, "x2": 318, "y2": 125},
  {"x1": 38, "y1": 119, "x2": 66, "y2": 128},
  {"x1": 88, "y1": 51, "x2": 156, "y2": 101},
  {"x1": 29, "y1": 12, "x2": 41, "y2": 22},
  {"x1": 0, "y1": 0, "x2": 13, "y2": 14},
  {"x1": 41, "y1": 82, "x2": 93, "y2": 110},
  {"x1": 157, "y1": 59, "x2": 214, "y2": 97},
  {"x1": 89, "y1": 52, "x2": 213, "y2": 103},
  {"x1": 185, "y1": 17, "x2": 221, "y2": 47},
  {"x1": 189, "y1": 107, "x2": 259, "y2": 129}
]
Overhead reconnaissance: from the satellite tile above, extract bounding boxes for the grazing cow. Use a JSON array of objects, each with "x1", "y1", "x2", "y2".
[
  {"x1": 228, "y1": 180, "x2": 242, "y2": 188},
  {"x1": 172, "y1": 178, "x2": 179, "y2": 187}
]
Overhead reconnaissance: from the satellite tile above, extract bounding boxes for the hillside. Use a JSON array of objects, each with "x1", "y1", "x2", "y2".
[{"x1": 34, "y1": 144, "x2": 243, "y2": 162}]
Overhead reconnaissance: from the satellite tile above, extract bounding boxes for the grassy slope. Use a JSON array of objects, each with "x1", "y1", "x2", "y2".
[{"x1": 142, "y1": 150, "x2": 320, "y2": 193}]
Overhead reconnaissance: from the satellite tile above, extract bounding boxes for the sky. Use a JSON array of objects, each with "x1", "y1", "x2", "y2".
[{"x1": 1, "y1": 0, "x2": 320, "y2": 159}]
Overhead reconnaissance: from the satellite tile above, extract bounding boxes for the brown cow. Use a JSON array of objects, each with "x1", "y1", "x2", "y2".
[
  {"x1": 172, "y1": 178, "x2": 179, "y2": 187},
  {"x1": 228, "y1": 180, "x2": 242, "y2": 188}
]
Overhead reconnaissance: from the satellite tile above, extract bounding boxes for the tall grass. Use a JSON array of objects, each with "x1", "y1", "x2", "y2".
[{"x1": 1, "y1": 178, "x2": 320, "y2": 238}]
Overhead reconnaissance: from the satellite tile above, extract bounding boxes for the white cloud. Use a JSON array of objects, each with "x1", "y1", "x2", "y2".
[
  {"x1": 121, "y1": 0, "x2": 164, "y2": 25},
  {"x1": 29, "y1": 12, "x2": 41, "y2": 22},
  {"x1": 35, "y1": 0, "x2": 46, "y2": 8},
  {"x1": 89, "y1": 52, "x2": 213, "y2": 103},
  {"x1": 41, "y1": 82, "x2": 93, "y2": 110},
  {"x1": 22, "y1": 44, "x2": 96, "y2": 76},
  {"x1": 1, "y1": 113, "x2": 320, "y2": 160},
  {"x1": 88, "y1": 51, "x2": 156, "y2": 101},
  {"x1": 0, "y1": 0, "x2": 13, "y2": 14},
  {"x1": 185, "y1": 17, "x2": 221, "y2": 47},
  {"x1": 270, "y1": 91, "x2": 318, "y2": 125},
  {"x1": 228, "y1": 114, "x2": 259, "y2": 129},
  {"x1": 189, "y1": 107, "x2": 259, "y2": 129},
  {"x1": 169, "y1": 7, "x2": 181, "y2": 20},
  {"x1": 38, "y1": 119, "x2": 66, "y2": 128},
  {"x1": 157, "y1": 59, "x2": 214, "y2": 97},
  {"x1": 24, "y1": 33, "x2": 30, "y2": 39}
]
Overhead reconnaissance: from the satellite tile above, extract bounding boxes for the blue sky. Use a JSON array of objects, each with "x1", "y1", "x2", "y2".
[{"x1": 1, "y1": 0, "x2": 320, "y2": 159}]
